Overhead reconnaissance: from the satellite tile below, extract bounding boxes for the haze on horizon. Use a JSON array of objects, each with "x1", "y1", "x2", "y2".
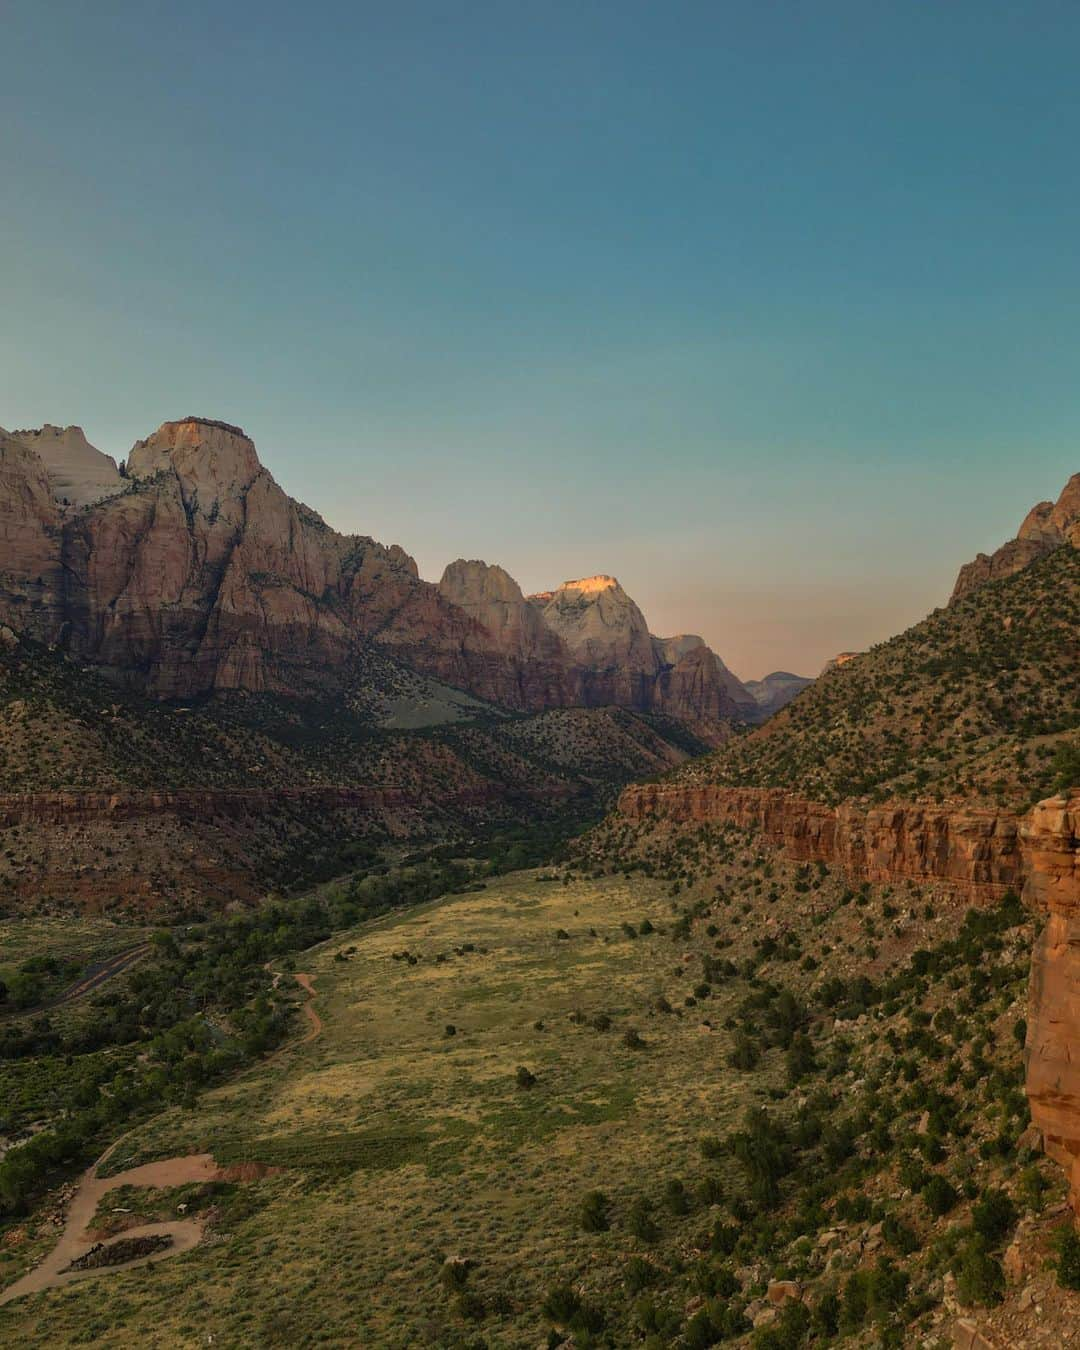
[{"x1": 3, "y1": 1, "x2": 1079, "y2": 680}]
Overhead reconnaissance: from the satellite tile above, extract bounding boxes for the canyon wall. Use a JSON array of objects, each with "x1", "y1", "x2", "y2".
[
  {"x1": 0, "y1": 419, "x2": 753, "y2": 723},
  {"x1": 617, "y1": 783, "x2": 1025, "y2": 899},
  {"x1": 1022, "y1": 797, "x2": 1080, "y2": 1212},
  {"x1": 618, "y1": 782, "x2": 1080, "y2": 1211}
]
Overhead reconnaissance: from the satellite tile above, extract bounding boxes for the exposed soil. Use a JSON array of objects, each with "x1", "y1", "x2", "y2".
[{"x1": 0, "y1": 969, "x2": 320, "y2": 1305}]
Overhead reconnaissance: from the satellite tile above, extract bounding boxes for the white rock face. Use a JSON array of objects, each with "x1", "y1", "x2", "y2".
[
  {"x1": 438, "y1": 559, "x2": 564, "y2": 661},
  {"x1": 9, "y1": 425, "x2": 123, "y2": 509},
  {"x1": 532, "y1": 574, "x2": 658, "y2": 673}
]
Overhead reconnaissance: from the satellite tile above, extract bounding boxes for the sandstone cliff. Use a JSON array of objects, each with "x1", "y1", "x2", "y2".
[
  {"x1": 438, "y1": 562, "x2": 754, "y2": 721},
  {"x1": 951, "y1": 471, "x2": 1080, "y2": 602},
  {"x1": 1022, "y1": 795, "x2": 1080, "y2": 1213},
  {"x1": 0, "y1": 418, "x2": 753, "y2": 723},
  {"x1": 8, "y1": 424, "x2": 123, "y2": 509},
  {"x1": 616, "y1": 780, "x2": 1080, "y2": 1212}
]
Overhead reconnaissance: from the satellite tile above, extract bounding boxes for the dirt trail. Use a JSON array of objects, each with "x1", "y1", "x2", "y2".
[{"x1": 0, "y1": 970, "x2": 320, "y2": 1307}]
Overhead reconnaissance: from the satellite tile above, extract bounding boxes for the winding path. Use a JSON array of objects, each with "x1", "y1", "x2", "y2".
[{"x1": 0, "y1": 970, "x2": 321, "y2": 1307}]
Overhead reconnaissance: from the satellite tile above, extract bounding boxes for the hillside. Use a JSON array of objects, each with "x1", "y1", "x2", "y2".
[
  {"x1": 0, "y1": 845, "x2": 1073, "y2": 1345},
  {"x1": 0, "y1": 628, "x2": 715, "y2": 917},
  {"x1": 667, "y1": 545, "x2": 1080, "y2": 810}
]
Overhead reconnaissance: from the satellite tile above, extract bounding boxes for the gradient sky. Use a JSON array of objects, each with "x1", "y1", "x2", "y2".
[{"x1": 3, "y1": 2, "x2": 1079, "y2": 679}]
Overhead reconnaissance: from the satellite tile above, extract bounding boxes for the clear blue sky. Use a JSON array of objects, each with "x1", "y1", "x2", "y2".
[{"x1": 3, "y1": 1, "x2": 1078, "y2": 678}]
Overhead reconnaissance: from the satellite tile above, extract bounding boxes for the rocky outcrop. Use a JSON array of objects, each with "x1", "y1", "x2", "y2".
[
  {"x1": 7, "y1": 424, "x2": 123, "y2": 509},
  {"x1": 1021, "y1": 795, "x2": 1080, "y2": 1214},
  {"x1": 436, "y1": 559, "x2": 582, "y2": 707},
  {"x1": 951, "y1": 472, "x2": 1080, "y2": 602},
  {"x1": 0, "y1": 420, "x2": 748, "y2": 723},
  {"x1": 618, "y1": 784, "x2": 1025, "y2": 899},
  {"x1": 521, "y1": 574, "x2": 754, "y2": 721},
  {"x1": 617, "y1": 781, "x2": 1080, "y2": 1211}
]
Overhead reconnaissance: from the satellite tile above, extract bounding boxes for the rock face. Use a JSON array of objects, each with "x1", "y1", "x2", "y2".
[
  {"x1": 618, "y1": 784, "x2": 1025, "y2": 899},
  {"x1": 1021, "y1": 795, "x2": 1080, "y2": 1214},
  {"x1": 0, "y1": 418, "x2": 750, "y2": 722},
  {"x1": 951, "y1": 472, "x2": 1080, "y2": 602},
  {"x1": 744, "y1": 671, "x2": 813, "y2": 718},
  {"x1": 7, "y1": 424, "x2": 123, "y2": 509},
  {"x1": 617, "y1": 781, "x2": 1080, "y2": 1212}
]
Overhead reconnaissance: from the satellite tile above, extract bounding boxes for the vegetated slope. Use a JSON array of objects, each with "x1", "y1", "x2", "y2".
[
  {"x1": 0, "y1": 631, "x2": 714, "y2": 917},
  {"x1": 0, "y1": 845, "x2": 1072, "y2": 1347},
  {"x1": 671, "y1": 546, "x2": 1080, "y2": 810}
]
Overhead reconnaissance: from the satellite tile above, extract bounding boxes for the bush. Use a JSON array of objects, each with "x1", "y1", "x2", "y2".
[
  {"x1": 580, "y1": 1189, "x2": 610, "y2": 1233},
  {"x1": 731, "y1": 1107, "x2": 791, "y2": 1207},
  {"x1": 971, "y1": 1187, "x2": 1017, "y2": 1246},
  {"x1": 754, "y1": 1299, "x2": 810, "y2": 1349},
  {"x1": 627, "y1": 1195, "x2": 659, "y2": 1242},
  {"x1": 955, "y1": 1237, "x2": 1004, "y2": 1307},
  {"x1": 1055, "y1": 1223, "x2": 1080, "y2": 1291},
  {"x1": 729, "y1": 1031, "x2": 761, "y2": 1071},
  {"x1": 921, "y1": 1174, "x2": 958, "y2": 1218},
  {"x1": 882, "y1": 1214, "x2": 919, "y2": 1255},
  {"x1": 625, "y1": 1255, "x2": 658, "y2": 1292}
]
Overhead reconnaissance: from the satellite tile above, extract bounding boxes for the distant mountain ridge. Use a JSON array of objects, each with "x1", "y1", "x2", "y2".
[
  {"x1": 742, "y1": 669, "x2": 812, "y2": 717},
  {"x1": 0, "y1": 417, "x2": 755, "y2": 726}
]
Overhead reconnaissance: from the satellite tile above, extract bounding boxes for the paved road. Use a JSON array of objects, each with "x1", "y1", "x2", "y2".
[{"x1": 2, "y1": 944, "x2": 150, "y2": 1020}]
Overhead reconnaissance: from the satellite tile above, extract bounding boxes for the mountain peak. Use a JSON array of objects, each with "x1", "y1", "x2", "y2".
[
  {"x1": 7, "y1": 423, "x2": 122, "y2": 509},
  {"x1": 127, "y1": 417, "x2": 262, "y2": 496}
]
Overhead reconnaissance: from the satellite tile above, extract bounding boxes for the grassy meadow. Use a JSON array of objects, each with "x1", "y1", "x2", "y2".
[{"x1": 1, "y1": 870, "x2": 770, "y2": 1347}]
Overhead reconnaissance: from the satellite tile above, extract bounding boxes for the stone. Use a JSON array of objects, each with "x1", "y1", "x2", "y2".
[
  {"x1": 0, "y1": 418, "x2": 753, "y2": 724},
  {"x1": 766, "y1": 1279, "x2": 801, "y2": 1305},
  {"x1": 951, "y1": 472, "x2": 1080, "y2": 602},
  {"x1": 8, "y1": 424, "x2": 123, "y2": 509}
]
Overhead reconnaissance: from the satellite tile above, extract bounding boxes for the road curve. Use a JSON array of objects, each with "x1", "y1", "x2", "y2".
[{"x1": 0, "y1": 970, "x2": 321, "y2": 1307}]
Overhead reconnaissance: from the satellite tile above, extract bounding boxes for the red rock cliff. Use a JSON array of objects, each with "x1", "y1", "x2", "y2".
[{"x1": 1022, "y1": 796, "x2": 1080, "y2": 1213}]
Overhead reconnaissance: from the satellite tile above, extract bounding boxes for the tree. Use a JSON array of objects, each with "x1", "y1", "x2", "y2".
[
  {"x1": 731, "y1": 1107, "x2": 791, "y2": 1206},
  {"x1": 580, "y1": 1190, "x2": 610, "y2": 1233}
]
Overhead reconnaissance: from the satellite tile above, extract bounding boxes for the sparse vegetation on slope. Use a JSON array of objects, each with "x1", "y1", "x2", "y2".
[{"x1": 674, "y1": 546, "x2": 1080, "y2": 810}]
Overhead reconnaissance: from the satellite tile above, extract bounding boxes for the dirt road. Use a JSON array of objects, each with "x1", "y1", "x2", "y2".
[{"x1": 0, "y1": 969, "x2": 321, "y2": 1306}]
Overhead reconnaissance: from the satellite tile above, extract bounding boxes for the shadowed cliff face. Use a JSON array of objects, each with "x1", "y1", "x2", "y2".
[
  {"x1": 617, "y1": 781, "x2": 1080, "y2": 1213},
  {"x1": 0, "y1": 419, "x2": 750, "y2": 721}
]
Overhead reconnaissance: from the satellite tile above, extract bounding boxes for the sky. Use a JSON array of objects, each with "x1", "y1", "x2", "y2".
[{"x1": 2, "y1": 1, "x2": 1079, "y2": 680}]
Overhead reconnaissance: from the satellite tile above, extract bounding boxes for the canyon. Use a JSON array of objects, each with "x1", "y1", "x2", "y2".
[{"x1": 617, "y1": 780, "x2": 1080, "y2": 1213}]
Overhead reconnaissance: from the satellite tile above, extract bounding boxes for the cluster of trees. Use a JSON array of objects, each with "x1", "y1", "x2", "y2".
[{"x1": 0, "y1": 850, "x2": 513, "y2": 1219}]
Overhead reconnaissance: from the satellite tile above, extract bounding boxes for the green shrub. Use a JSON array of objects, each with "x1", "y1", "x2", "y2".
[
  {"x1": 580, "y1": 1189, "x2": 610, "y2": 1233},
  {"x1": 1054, "y1": 1223, "x2": 1080, "y2": 1291},
  {"x1": 955, "y1": 1237, "x2": 1004, "y2": 1307},
  {"x1": 971, "y1": 1187, "x2": 1017, "y2": 1246},
  {"x1": 921, "y1": 1174, "x2": 958, "y2": 1218}
]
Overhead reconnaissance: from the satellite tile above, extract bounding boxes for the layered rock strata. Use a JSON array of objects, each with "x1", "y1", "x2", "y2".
[{"x1": 0, "y1": 418, "x2": 751, "y2": 722}]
